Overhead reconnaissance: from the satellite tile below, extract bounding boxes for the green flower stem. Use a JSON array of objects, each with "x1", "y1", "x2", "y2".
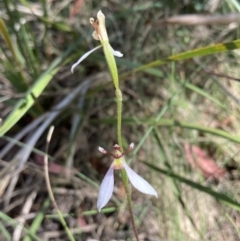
[
  {"x1": 102, "y1": 41, "x2": 119, "y2": 89},
  {"x1": 101, "y1": 32, "x2": 139, "y2": 240},
  {"x1": 101, "y1": 40, "x2": 123, "y2": 148},
  {"x1": 116, "y1": 89, "x2": 123, "y2": 149},
  {"x1": 121, "y1": 168, "x2": 139, "y2": 241}
]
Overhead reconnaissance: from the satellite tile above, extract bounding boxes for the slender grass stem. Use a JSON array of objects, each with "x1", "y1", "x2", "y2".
[
  {"x1": 0, "y1": 212, "x2": 42, "y2": 241},
  {"x1": 44, "y1": 126, "x2": 76, "y2": 241},
  {"x1": 91, "y1": 118, "x2": 240, "y2": 144}
]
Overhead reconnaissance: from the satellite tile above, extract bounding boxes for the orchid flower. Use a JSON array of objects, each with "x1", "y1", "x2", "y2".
[
  {"x1": 71, "y1": 10, "x2": 123, "y2": 73},
  {"x1": 97, "y1": 143, "x2": 158, "y2": 211}
]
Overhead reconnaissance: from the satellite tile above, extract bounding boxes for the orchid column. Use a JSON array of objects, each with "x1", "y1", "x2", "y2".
[{"x1": 71, "y1": 10, "x2": 157, "y2": 241}]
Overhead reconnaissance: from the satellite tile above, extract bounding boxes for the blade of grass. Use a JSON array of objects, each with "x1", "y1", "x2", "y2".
[
  {"x1": 45, "y1": 207, "x2": 116, "y2": 218},
  {"x1": 0, "y1": 11, "x2": 43, "y2": 114},
  {"x1": 0, "y1": 17, "x2": 20, "y2": 64},
  {"x1": 0, "y1": 136, "x2": 53, "y2": 160},
  {"x1": 121, "y1": 59, "x2": 227, "y2": 110},
  {"x1": 0, "y1": 37, "x2": 83, "y2": 136},
  {"x1": 229, "y1": 0, "x2": 240, "y2": 12},
  {"x1": 0, "y1": 17, "x2": 29, "y2": 91},
  {"x1": 18, "y1": 21, "x2": 39, "y2": 77},
  {"x1": 132, "y1": 87, "x2": 185, "y2": 157},
  {"x1": 23, "y1": 198, "x2": 50, "y2": 241},
  {"x1": 143, "y1": 163, "x2": 240, "y2": 211},
  {"x1": 153, "y1": 129, "x2": 203, "y2": 238},
  {"x1": 0, "y1": 212, "x2": 42, "y2": 241},
  {"x1": 91, "y1": 53, "x2": 230, "y2": 111},
  {"x1": 226, "y1": 213, "x2": 240, "y2": 238},
  {"x1": 134, "y1": 39, "x2": 240, "y2": 72},
  {"x1": 0, "y1": 65, "x2": 60, "y2": 136},
  {"x1": 0, "y1": 221, "x2": 11, "y2": 241},
  {"x1": 91, "y1": 118, "x2": 240, "y2": 144},
  {"x1": 39, "y1": 16, "x2": 74, "y2": 32},
  {"x1": 44, "y1": 126, "x2": 76, "y2": 241},
  {"x1": 2, "y1": 0, "x2": 25, "y2": 54},
  {"x1": 5, "y1": 0, "x2": 39, "y2": 77}
]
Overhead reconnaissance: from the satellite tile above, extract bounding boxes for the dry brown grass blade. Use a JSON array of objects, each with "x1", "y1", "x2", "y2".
[
  {"x1": 44, "y1": 126, "x2": 76, "y2": 241},
  {"x1": 2, "y1": 76, "x2": 95, "y2": 207},
  {"x1": 13, "y1": 190, "x2": 38, "y2": 241},
  {"x1": 153, "y1": 13, "x2": 240, "y2": 26},
  {"x1": 0, "y1": 159, "x2": 19, "y2": 198}
]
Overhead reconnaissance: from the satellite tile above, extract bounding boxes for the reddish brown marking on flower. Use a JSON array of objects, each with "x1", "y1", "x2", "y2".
[
  {"x1": 99, "y1": 143, "x2": 134, "y2": 159},
  {"x1": 113, "y1": 144, "x2": 121, "y2": 150},
  {"x1": 90, "y1": 18, "x2": 101, "y2": 40}
]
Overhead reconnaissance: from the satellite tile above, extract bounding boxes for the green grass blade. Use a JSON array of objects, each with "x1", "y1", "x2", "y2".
[
  {"x1": 0, "y1": 38, "x2": 81, "y2": 136},
  {"x1": 23, "y1": 198, "x2": 50, "y2": 241},
  {"x1": 39, "y1": 16, "x2": 74, "y2": 32},
  {"x1": 184, "y1": 82, "x2": 226, "y2": 109},
  {"x1": 0, "y1": 212, "x2": 42, "y2": 241},
  {"x1": 0, "y1": 17, "x2": 29, "y2": 91},
  {"x1": 119, "y1": 58, "x2": 227, "y2": 110},
  {"x1": 0, "y1": 221, "x2": 11, "y2": 241},
  {"x1": 19, "y1": 22, "x2": 39, "y2": 77},
  {"x1": 0, "y1": 17, "x2": 19, "y2": 63},
  {"x1": 226, "y1": 213, "x2": 240, "y2": 238},
  {"x1": 153, "y1": 129, "x2": 203, "y2": 237},
  {"x1": 0, "y1": 37, "x2": 84, "y2": 136},
  {"x1": 91, "y1": 118, "x2": 240, "y2": 144},
  {"x1": 143, "y1": 163, "x2": 240, "y2": 211},
  {"x1": 0, "y1": 65, "x2": 60, "y2": 136},
  {"x1": 134, "y1": 39, "x2": 240, "y2": 72}
]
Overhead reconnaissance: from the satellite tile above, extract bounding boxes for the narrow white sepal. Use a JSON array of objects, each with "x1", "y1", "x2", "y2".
[
  {"x1": 97, "y1": 165, "x2": 114, "y2": 211},
  {"x1": 110, "y1": 46, "x2": 123, "y2": 57},
  {"x1": 98, "y1": 146, "x2": 107, "y2": 154},
  {"x1": 71, "y1": 45, "x2": 102, "y2": 73},
  {"x1": 129, "y1": 143, "x2": 134, "y2": 150},
  {"x1": 123, "y1": 162, "x2": 158, "y2": 198}
]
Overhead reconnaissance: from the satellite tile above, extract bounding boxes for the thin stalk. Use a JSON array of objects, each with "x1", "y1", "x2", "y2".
[
  {"x1": 0, "y1": 17, "x2": 29, "y2": 92},
  {"x1": 121, "y1": 169, "x2": 139, "y2": 241},
  {"x1": 19, "y1": 23, "x2": 39, "y2": 77},
  {"x1": 95, "y1": 11, "x2": 139, "y2": 240},
  {"x1": 91, "y1": 117, "x2": 240, "y2": 144},
  {"x1": 102, "y1": 42, "x2": 119, "y2": 89},
  {"x1": 2, "y1": 0, "x2": 26, "y2": 61},
  {"x1": 0, "y1": 212, "x2": 42, "y2": 241},
  {"x1": 116, "y1": 89, "x2": 123, "y2": 148},
  {"x1": 113, "y1": 51, "x2": 139, "y2": 241},
  {"x1": 44, "y1": 126, "x2": 76, "y2": 241}
]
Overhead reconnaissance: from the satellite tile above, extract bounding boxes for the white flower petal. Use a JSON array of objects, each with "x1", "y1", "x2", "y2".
[
  {"x1": 110, "y1": 46, "x2": 123, "y2": 57},
  {"x1": 98, "y1": 146, "x2": 107, "y2": 154},
  {"x1": 97, "y1": 165, "x2": 114, "y2": 211},
  {"x1": 123, "y1": 162, "x2": 158, "y2": 197},
  {"x1": 129, "y1": 143, "x2": 134, "y2": 150},
  {"x1": 71, "y1": 45, "x2": 102, "y2": 73},
  {"x1": 92, "y1": 30, "x2": 100, "y2": 40},
  {"x1": 97, "y1": 10, "x2": 105, "y2": 20}
]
